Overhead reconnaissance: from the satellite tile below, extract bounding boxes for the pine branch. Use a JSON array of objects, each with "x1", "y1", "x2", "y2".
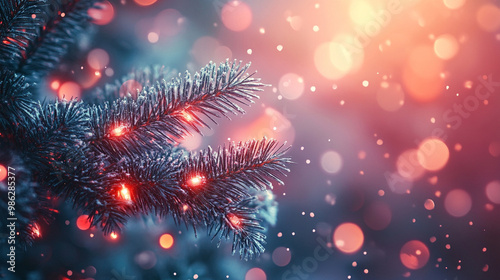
[
  {"x1": 0, "y1": 0, "x2": 49, "y2": 71},
  {"x1": 0, "y1": 70, "x2": 37, "y2": 132},
  {"x1": 89, "y1": 60, "x2": 264, "y2": 158},
  {"x1": 85, "y1": 65, "x2": 176, "y2": 104},
  {"x1": 19, "y1": 0, "x2": 102, "y2": 81}
]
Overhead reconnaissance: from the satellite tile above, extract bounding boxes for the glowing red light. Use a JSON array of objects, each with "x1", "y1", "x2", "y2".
[
  {"x1": 228, "y1": 213, "x2": 242, "y2": 228},
  {"x1": 117, "y1": 184, "x2": 131, "y2": 201},
  {"x1": 76, "y1": 215, "x2": 91, "y2": 230},
  {"x1": 32, "y1": 224, "x2": 41, "y2": 238},
  {"x1": 110, "y1": 125, "x2": 127, "y2": 137},
  {"x1": 187, "y1": 175, "x2": 205, "y2": 188},
  {"x1": 181, "y1": 110, "x2": 194, "y2": 122},
  {"x1": 110, "y1": 232, "x2": 118, "y2": 239}
]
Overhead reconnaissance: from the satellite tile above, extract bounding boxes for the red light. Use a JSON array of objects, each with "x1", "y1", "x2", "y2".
[
  {"x1": 32, "y1": 223, "x2": 41, "y2": 238},
  {"x1": 110, "y1": 125, "x2": 127, "y2": 137},
  {"x1": 228, "y1": 214, "x2": 242, "y2": 228},
  {"x1": 76, "y1": 215, "x2": 91, "y2": 230},
  {"x1": 159, "y1": 233, "x2": 174, "y2": 249},
  {"x1": 181, "y1": 110, "x2": 194, "y2": 122},
  {"x1": 117, "y1": 184, "x2": 131, "y2": 201},
  {"x1": 187, "y1": 175, "x2": 205, "y2": 188},
  {"x1": 110, "y1": 232, "x2": 118, "y2": 239}
]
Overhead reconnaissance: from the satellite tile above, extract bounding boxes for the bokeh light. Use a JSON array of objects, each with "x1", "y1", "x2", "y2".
[
  {"x1": 434, "y1": 34, "x2": 459, "y2": 60},
  {"x1": 400, "y1": 240, "x2": 430, "y2": 270},
  {"x1": 87, "y1": 48, "x2": 109, "y2": 70},
  {"x1": 476, "y1": 4, "x2": 500, "y2": 32},
  {"x1": 272, "y1": 247, "x2": 291, "y2": 267},
  {"x1": 444, "y1": 189, "x2": 472, "y2": 217},
  {"x1": 221, "y1": 1, "x2": 252, "y2": 32},
  {"x1": 154, "y1": 9, "x2": 184, "y2": 37},
  {"x1": 245, "y1": 267, "x2": 266, "y2": 280},
  {"x1": 443, "y1": 0, "x2": 465, "y2": 10},
  {"x1": 376, "y1": 82, "x2": 405, "y2": 112},
  {"x1": 278, "y1": 73, "x2": 304, "y2": 100},
  {"x1": 320, "y1": 150, "x2": 343, "y2": 174},
  {"x1": 0, "y1": 165, "x2": 7, "y2": 181},
  {"x1": 120, "y1": 80, "x2": 142, "y2": 98},
  {"x1": 333, "y1": 223, "x2": 364, "y2": 254},
  {"x1": 134, "y1": 0, "x2": 157, "y2": 6},
  {"x1": 88, "y1": 1, "x2": 114, "y2": 25},
  {"x1": 363, "y1": 201, "x2": 392, "y2": 230},
  {"x1": 76, "y1": 215, "x2": 91, "y2": 231},
  {"x1": 134, "y1": 250, "x2": 157, "y2": 270},
  {"x1": 485, "y1": 181, "x2": 500, "y2": 204},
  {"x1": 424, "y1": 199, "x2": 435, "y2": 210},
  {"x1": 417, "y1": 138, "x2": 450, "y2": 171},
  {"x1": 58, "y1": 81, "x2": 81, "y2": 100},
  {"x1": 397, "y1": 149, "x2": 425, "y2": 181},
  {"x1": 159, "y1": 233, "x2": 174, "y2": 249}
]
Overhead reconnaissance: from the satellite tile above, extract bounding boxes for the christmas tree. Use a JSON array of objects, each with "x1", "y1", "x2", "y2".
[{"x1": 0, "y1": 0, "x2": 290, "y2": 277}]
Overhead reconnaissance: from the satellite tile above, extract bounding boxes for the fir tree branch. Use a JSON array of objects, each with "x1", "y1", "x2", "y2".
[
  {"x1": 0, "y1": 70, "x2": 37, "y2": 132},
  {"x1": 89, "y1": 60, "x2": 264, "y2": 158}
]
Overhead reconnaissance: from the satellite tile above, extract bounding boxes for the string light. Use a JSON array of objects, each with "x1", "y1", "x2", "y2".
[
  {"x1": 228, "y1": 213, "x2": 242, "y2": 229},
  {"x1": 181, "y1": 110, "x2": 194, "y2": 122},
  {"x1": 32, "y1": 223, "x2": 41, "y2": 238},
  {"x1": 187, "y1": 175, "x2": 205, "y2": 188},
  {"x1": 110, "y1": 125, "x2": 127, "y2": 137},
  {"x1": 110, "y1": 232, "x2": 118, "y2": 239},
  {"x1": 117, "y1": 184, "x2": 131, "y2": 201}
]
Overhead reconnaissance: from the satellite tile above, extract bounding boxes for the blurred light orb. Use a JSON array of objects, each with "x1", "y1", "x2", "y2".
[
  {"x1": 76, "y1": 215, "x2": 91, "y2": 230},
  {"x1": 0, "y1": 165, "x2": 7, "y2": 181},
  {"x1": 434, "y1": 34, "x2": 459, "y2": 60},
  {"x1": 424, "y1": 199, "x2": 435, "y2": 210},
  {"x1": 333, "y1": 223, "x2": 364, "y2": 254},
  {"x1": 485, "y1": 181, "x2": 500, "y2": 204},
  {"x1": 88, "y1": 1, "x2": 114, "y2": 25},
  {"x1": 155, "y1": 9, "x2": 184, "y2": 37},
  {"x1": 476, "y1": 4, "x2": 500, "y2": 32},
  {"x1": 134, "y1": 250, "x2": 157, "y2": 269},
  {"x1": 363, "y1": 201, "x2": 392, "y2": 230},
  {"x1": 272, "y1": 247, "x2": 292, "y2": 267},
  {"x1": 349, "y1": 0, "x2": 374, "y2": 25},
  {"x1": 400, "y1": 240, "x2": 430, "y2": 270},
  {"x1": 192, "y1": 36, "x2": 220, "y2": 64},
  {"x1": 159, "y1": 233, "x2": 174, "y2": 249},
  {"x1": 221, "y1": 1, "x2": 252, "y2": 32},
  {"x1": 444, "y1": 0, "x2": 465, "y2": 9},
  {"x1": 87, "y1": 48, "x2": 109, "y2": 70},
  {"x1": 58, "y1": 81, "x2": 81, "y2": 100},
  {"x1": 320, "y1": 151, "x2": 343, "y2": 174},
  {"x1": 489, "y1": 141, "x2": 500, "y2": 157},
  {"x1": 417, "y1": 138, "x2": 449, "y2": 171},
  {"x1": 396, "y1": 149, "x2": 425, "y2": 180},
  {"x1": 180, "y1": 133, "x2": 202, "y2": 151},
  {"x1": 408, "y1": 45, "x2": 443, "y2": 79},
  {"x1": 120, "y1": 80, "x2": 142, "y2": 98},
  {"x1": 444, "y1": 189, "x2": 472, "y2": 217},
  {"x1": 377, "y1": 82, "x2": 405, "y2": 111},
  {"x1": 245, "y1": 267, "x2": 266, "y2": 280},
  {"x1": 279, "y1": 73, "x2": 304, "y2": 100},
  {"x1": 134, "y1": 0, "x2": 157, "y2": 6},
  {"x1": 148, "y1": 32, "x2": 159, "y2": 43}
]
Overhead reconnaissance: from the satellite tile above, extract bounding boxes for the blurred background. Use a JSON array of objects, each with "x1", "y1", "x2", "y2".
[{"x1": 11, "y1": 0, "x2": 500, "y2": 279}]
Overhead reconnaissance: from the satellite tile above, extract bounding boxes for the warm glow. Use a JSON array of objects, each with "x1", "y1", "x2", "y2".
[
  {"x1": 117, "y1": 184, "x2": 132, "y2": 201},
  {"x1": 245, "y1": 268, "x2": 267, "y2": 280},
  {"x1": 50, "y1": 80, "x2": 60, "y2": 90},
  {"x1": 320, "y1": 150, "x2": 343, "y2": 174},
  {"x1": 110, "y1": 232, "x2": 118, "y2": 239},
  {"x1": 76, "y1": 215, "x2": 91, "y2": 230},
  {"x1": 134, "y1": 0, "x2": 157, "y2": 6},
  {"x1": 400, "y1": 240, "x2": 430, "y2": 269},
  {"x1": 110, "y1": 125, "x2": 127, "y2": 137},
  {"x1": 58, "y1": 81, "x2": 81, "y2": 100},
  {"x1": 120, "y1": 79, "x2": 142, "y2": 98},
  {"x1": 417, "y1": 138, "x2": 450, "y2": 171},
  {"x1": 485, "y1": 181, "x2": 500, "y2": 204},
  {"x1": 424, "y1": 199, "x2": 435, "y2": 210},
  {"x1": 376, "y1": 82, "x2": 405, "y2": 112},
  {"x1": 434, "y1": 34, "x2": 459, "y2": 60},
  {"x1": 88, "y1": 1, "x2": 114, "y2": 25},
  {"x1": 279, "y1": 73, "x2": 304, "y2": 100},
  {"x1": 221, "y1": 1, "x2": 253, "y2": 32},
  {"x1": 443, "y1": 0, "x2": 465, "y2": 10},
  {"x1": 476, "y1": 4, "x2": 500, "y2": 32},
  {"x1": 349, "y1": 0, "x2": 374, "y2": 25},
  {"x1": 159, "y1": 233, "x2": 174, "y2": 249},
  {"x1": 228, "y1": 213, "x2": 242, "y2": 228},
  {"x1": 181, "y1": 110, "x2": 194, "y2": 122},
  {"x1": 32, "y1": 223, "x2": 41, "y2": 238},
  {"x1": 397, "y1": 149, "x2": 425, "y2": 181},
  {"x1": 444, "y1": 189, "x2": 472, "y2": 217},
  {"x1": 333, "y1": 222, "x2": 364, "y2": 254},
  {"x1": 187, "y1": 175, "x2": 205, "y2": 188},
  {"x1": 0, "y1": 164, "x2": 7, "y2": 181},
  {"x1": 87, "y1": 48, "x2": 109, "y2": 70}
]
